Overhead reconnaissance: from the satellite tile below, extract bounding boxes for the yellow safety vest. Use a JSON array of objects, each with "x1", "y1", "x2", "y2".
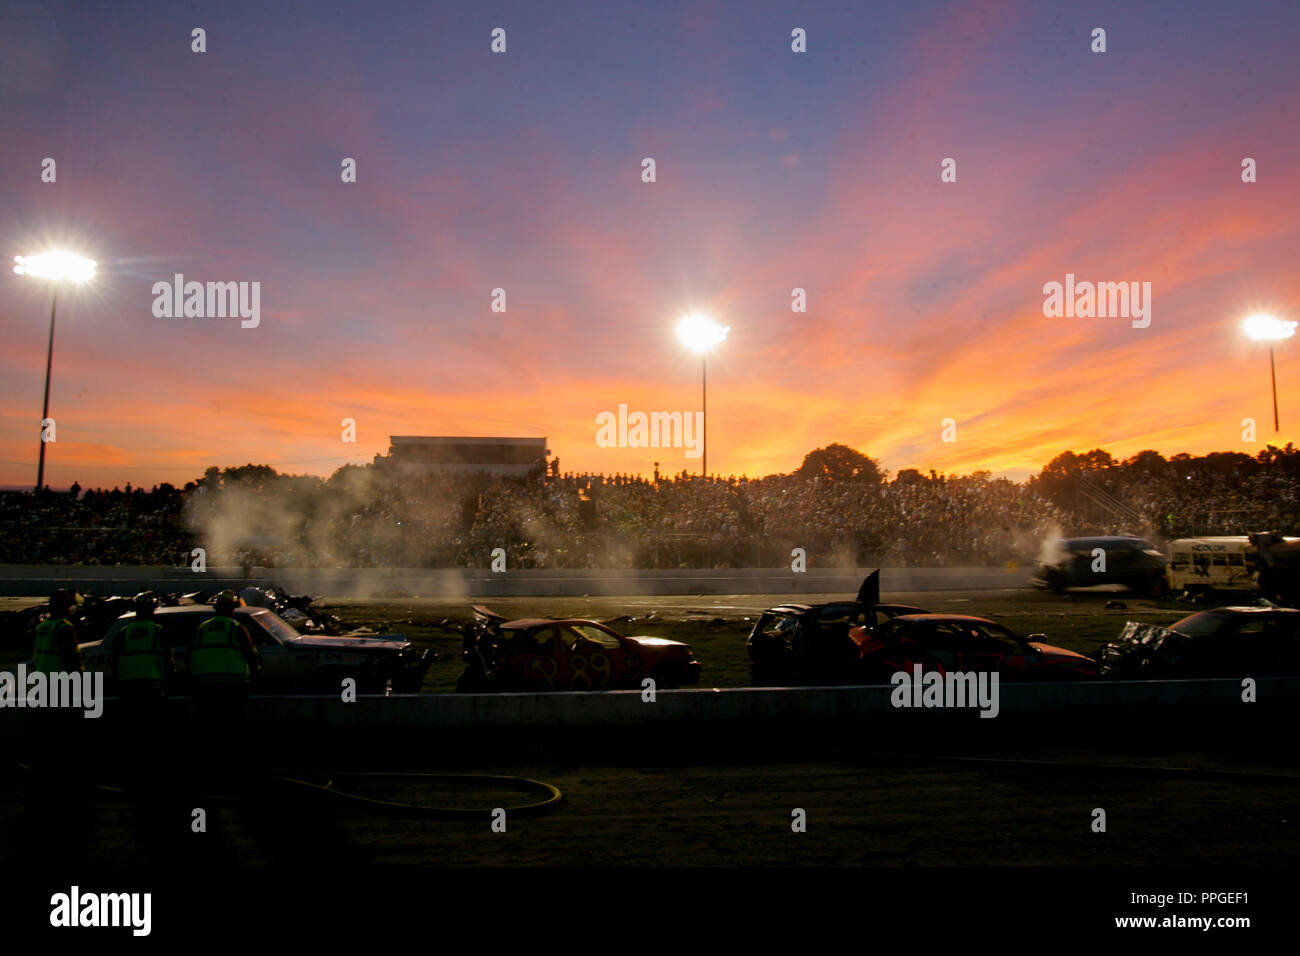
[
  {"x1": 115, "y1": 620, "x2": 166, "y2": 684},
  {"x1": 33, "y1": 617, "x2": 79, "y2": 675},
  {"x1": 190, "y1": 616, "x2": 251, "y2": 683}
]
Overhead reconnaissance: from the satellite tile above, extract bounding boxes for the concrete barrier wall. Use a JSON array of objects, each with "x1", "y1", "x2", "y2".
[
  {"x1": 269, "y1": 678, "x2": 1292, "y2": 729},
  {"x1": 0, "y1": 564, "x2": 1033, "y2": 598},
  {"x1": 0, "y1": 677, "x2": 1258, "y2": 736},
  {"x1": 2, "y1": 680, "x2": 1287, "y2": 765}
]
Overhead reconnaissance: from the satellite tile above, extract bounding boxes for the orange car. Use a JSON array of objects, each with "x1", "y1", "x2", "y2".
[{"x1": 849, "y1": 613, "x2": 1098, "y2": 682}]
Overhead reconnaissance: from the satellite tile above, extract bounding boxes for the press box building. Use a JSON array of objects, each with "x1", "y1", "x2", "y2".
[{"x1": 377, "y1": 436, "x2": 549, "y2": 477}]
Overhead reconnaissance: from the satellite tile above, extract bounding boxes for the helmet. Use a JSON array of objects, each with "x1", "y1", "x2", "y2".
[
  {"x1": 132, "y1": 591, "x2": 160, "y2": 615},
  {"x1": 213, "y1": 589, "x2": 244, "y2": 613},
  {"x1": 48, "y1": 588, "x2": 79, "y2": 612}
]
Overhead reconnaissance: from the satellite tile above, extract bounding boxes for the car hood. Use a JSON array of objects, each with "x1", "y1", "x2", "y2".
[
  {"x1": 287, "y1": 634, "x2": 410, "y2": 652},
  {"x1": 1109, "y1": 621, "x2": 1178, "y2": 648},
  {"x1": 626, "y1": 636, "x2": 690, "y2": 649},
  {"x1": 1028, "y1": 641, "x2": 1093, "y2": 661}
]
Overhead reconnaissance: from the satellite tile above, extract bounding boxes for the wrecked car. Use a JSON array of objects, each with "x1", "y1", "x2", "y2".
[
  {"x1": 1247, "y1": 531, "x2": 1300, "y2": 604},
  {"x1": 238, "y1": 585, "x2": 347, "y2": 635},
  {"x1": 457, "y1": 606, "x2": 701, "y2": 692},
  {"x1": 1099, "y1": 605, "x2": 1300, "y2": 679},
  {"x1": 852, "y1": 614, "x2": 1099, "y2": 682},
  {"x1": 83, "y1": 605, "x2": 432, "y2": 694},
  {"x1": 746, "y1": 570, "x2": 928, "y2": 685}
]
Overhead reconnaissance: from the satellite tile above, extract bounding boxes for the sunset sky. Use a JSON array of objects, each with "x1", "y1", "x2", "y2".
[{"x1": 2, "y1": 0, "x2": 1299, "y2": 490}]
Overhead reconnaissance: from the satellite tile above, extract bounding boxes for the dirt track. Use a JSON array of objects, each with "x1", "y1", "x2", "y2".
[{"x1": 3, "y1": 753, "x2": 1296, "y2": 867}]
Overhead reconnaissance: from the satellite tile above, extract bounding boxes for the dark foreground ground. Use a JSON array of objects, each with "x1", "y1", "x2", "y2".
[
  {"x1": 0, "y1": 586, "x2": 1294, "y2": 870},
  {"x1": 1, "y1": 747, "x2": 1296, "y2": 867}
]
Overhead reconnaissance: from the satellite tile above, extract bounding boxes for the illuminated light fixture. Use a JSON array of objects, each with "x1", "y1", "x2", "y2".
[
  {"x1": 1243, "y1": 313, "x2": 1297, "y2": 342},
  {"x1": 675, "y1": 313, "x2": 730, "y2": 477},
  {"x1": 14, "y1": 250, "x2": 97, "y2": 283},
  {"x1": 676, "y1": 313, "x2": 730, "y2": 353},
  {"x1": 15, "y1": 248, "x2": 99, "y2": 492},
  {"x1": 1241, "y1": 313, "x2": 1295, "y2": 433}
]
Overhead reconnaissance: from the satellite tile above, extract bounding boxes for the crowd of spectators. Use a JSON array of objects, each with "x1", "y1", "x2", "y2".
[
  {"x1": 0, "y1": 481, "x2": 191, "y2": 567},
  {"x1": 1029, "y1": 447, "x2": 1300, "y2": 541},
  {"x1": 4, "y1": 445, "x2": 1298, "y2": 569}
]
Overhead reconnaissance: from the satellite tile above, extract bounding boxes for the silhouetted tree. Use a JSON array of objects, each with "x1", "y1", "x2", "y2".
[{"x1": 795, "y1": 444, "x2": 883, "y2": 484}]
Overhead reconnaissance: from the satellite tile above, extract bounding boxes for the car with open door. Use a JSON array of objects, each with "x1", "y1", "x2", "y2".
[{"x1": 746, "y1": 570, "x2": 929, "y2": 685}]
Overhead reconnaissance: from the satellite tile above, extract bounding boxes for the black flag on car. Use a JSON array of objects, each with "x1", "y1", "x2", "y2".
[{"x1": 855, "y1": 569, "x2": 880, "y2": 607}]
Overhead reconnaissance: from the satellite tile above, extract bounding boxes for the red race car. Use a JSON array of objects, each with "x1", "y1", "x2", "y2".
[
  {"x1": 849, "y1": 613, "x2": 1098, "y2": 682},
  {"x1": 457, "y1": 606, "x2": 701, "y2": 692}
]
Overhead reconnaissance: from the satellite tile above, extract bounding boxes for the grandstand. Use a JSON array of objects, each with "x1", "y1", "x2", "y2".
[{"x1": 376, "y1": 436, "x2": 549, "y2": 478}]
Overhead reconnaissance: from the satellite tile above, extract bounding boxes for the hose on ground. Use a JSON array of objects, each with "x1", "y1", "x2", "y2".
[
  {"x1": 12, "y1": 761, "x2": 563, "y2": 819},
  {"x1": 273, "y1": 771, "x2": 562, "y2": 818}
]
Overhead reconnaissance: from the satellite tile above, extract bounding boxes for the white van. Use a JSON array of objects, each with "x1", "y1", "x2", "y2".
[{"x1": 1166, "y1": 536, "x2": 1257, "y2": 593}]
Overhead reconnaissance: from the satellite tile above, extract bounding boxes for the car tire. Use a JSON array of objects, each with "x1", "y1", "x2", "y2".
[
  {"x1": 1257, "y1": 570, "x2": 1294, "y2": 605},
  {"x1": 649, "y1": 663, "x2": 682, "y2": 690},
  {"x1": 313, "y1": 667, "x2": 380, "y2": 695},
  {"x1": 1145, "y1": 576, "x2": 1169, "y2": 599},
  {"x1": 858, "y1": 658, "x2": 897, "y2": 685},
  {"x1": 456, "y1": 671, "x2": 485, "y2": 693}
]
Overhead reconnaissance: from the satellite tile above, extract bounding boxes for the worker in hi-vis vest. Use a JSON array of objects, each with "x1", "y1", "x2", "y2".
[
  {"x1": 26, "y1": 590, "x2": 84, "y2": 786},
  {"x1": 31, "y1": 589, "x2": 83, "y2": 675},
  {"x1": 187, "y1": 590, "x2": 262, "y2": 767},
  {"x1": 189, "y1": 590, "x2": 261, "y2": 693},
  {"x1": 110, "y1": 591, "x2": 174, "y2": 698},
  {"x1": 24, "y1": 590, "x2": 88, "y2": 859}
]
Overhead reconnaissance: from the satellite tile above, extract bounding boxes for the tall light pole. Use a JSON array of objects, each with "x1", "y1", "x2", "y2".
[
  {"x1": 1243, "y1": 313, "x2": 1297, "y2": 433},
  {"x1": 676, "y1": 313, "x2": 729, "y2": 477},
  {"x1": 14, "y1": 251, "x2": 97, "y2": 492}
]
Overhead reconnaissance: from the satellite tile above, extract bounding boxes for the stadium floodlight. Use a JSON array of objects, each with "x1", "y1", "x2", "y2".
[
  {"x1": 14, "y1": 250, "x2": 97, "y2": 283},
  {"x1": 15, "y1": 250, "x2": 98, "y2": 492},
  {"x1": 676, "y1": 313, "x2": 730, "y2": 354},
  {"x1": 676, "y1": 313, "x2": 730, "y2": 477},
  {"x1": 1243, "y1": 313, "x2": 1297, "y2": 343},
  {"x1": 1242, "y1": 313, "x2": 1296, "y2": 433}
]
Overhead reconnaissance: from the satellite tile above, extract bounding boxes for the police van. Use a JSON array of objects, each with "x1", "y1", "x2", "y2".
[{"x1": 1166, "y1": 536, "x2": 1257, "y2": 594}]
